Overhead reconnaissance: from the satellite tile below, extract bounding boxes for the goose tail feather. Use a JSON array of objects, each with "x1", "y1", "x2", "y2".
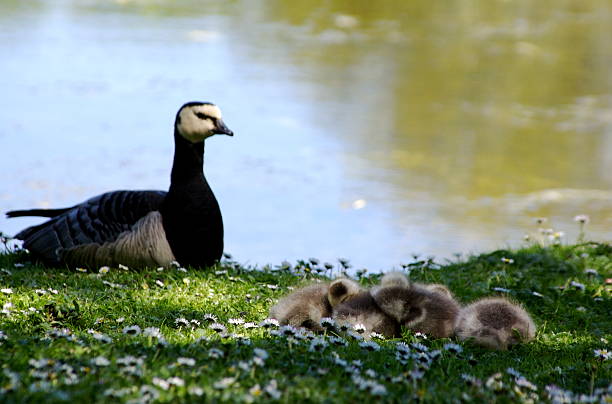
[{"x1": 6, "y1": 208, "x2": 71, "y2": 218}]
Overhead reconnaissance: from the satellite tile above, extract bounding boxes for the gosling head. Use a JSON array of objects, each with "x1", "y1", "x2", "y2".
[{"x1": 175, "y1": 101, "x2": 234, "y2": 143}]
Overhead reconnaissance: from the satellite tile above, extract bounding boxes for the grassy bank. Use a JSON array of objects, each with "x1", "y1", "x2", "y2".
[{"x1": 0, "y1": 242, "x2": 610, "y2": 403}]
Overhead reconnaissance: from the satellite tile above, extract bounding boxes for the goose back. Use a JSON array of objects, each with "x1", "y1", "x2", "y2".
[{"x1": 15, "y1": 190, "x2": 166, "y2": 265}]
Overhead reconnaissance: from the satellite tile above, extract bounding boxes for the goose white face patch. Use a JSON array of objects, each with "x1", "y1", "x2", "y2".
[{"x1": 177, "y1": 104, "x2": 223, "y2": 143}]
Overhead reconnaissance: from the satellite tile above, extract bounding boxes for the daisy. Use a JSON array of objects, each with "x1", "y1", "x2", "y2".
[
  {"x1": 177, "y1": 357, "x2": 196, "y2": 367},
  {"x1": 411, "y1": 342, "x2": 429, "y2": 353},
  {"x1": 168, "y1": 377, "x2": 185, "y2": 387},
  {"x1": 213, "y1": 377, "x2": 236, "y2": 390},
  {"x1": 188, "y1": 386, "x2": 204, "y2": 396},
  {"x1": 443, "y1": 343, "x2": 463, "y2": 354},
  {"x1": 309, "y1": 338, "x2": 328, "y2": 352},
  {"x1": 174, "y1": 317, "x2": 190, "y2": 328},
  {"x1": 319, "y1": 317, "x2": 336, "y2": 329},
  {"x1": 593, "y1": 349, "x2": 610, "y2": 360},
  {"x1": 152, "y1": 377, "x2": 170, "y2": 390},
  {"x1": 253, "y1": 348, "x2": 269, "y2": 360},
  {"x1": 264, "y1": 380, "x2": 281, "y2": 400},
  {"x1": 259, "y1": 318, "x2": 279, "y2": 328},
  {"x1": 142, "y1": 327, "x2": 163, "y2": 338},
  {"x1": 574, "y1": 214, "x2": 590, "y2": 224},
  {"x1": 328, "y1": 336, "x2": 348, "y2": 346},
  {"x1": 279, "y1": 325, "x2": 297, "y2": 337},
  {"x1": 228, "y1": 318, "x2": 245, "y2": 325},
  {"x1": 515, "y1": 377, "x2": 537, "y2": 391},
  {"x1": 209, "y1": 323, "x2": 227, "y2": 333},
  {"x1": 359, "y1": 340, "x2": 380, "y2": 352},
  {"x1": 208, "y1": 348, "x2": 224, "y2": 359},
  {"x1": 353, "y1": 323, "x2": 367, "y2": 334},
  {"x1": 98, "y1": 266, "x2": 110, "y2": 274},
  {"x1": 90, "y1": 331, "x2": 112, "y2": 344},
  {"x1": 570, "y1": 281, "x2": 586, "y2": 291},
  {"x1": 396, "y1": 342, "x2": 411, "y2": 354},
  {"x1": 202, "y1": 313, "x2": 218, "y2": 323},
  {"x1": 122, "y1": 325, "x2": 141, "y2": 336}
]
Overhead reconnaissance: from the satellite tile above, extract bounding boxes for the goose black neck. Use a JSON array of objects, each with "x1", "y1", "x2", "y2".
[{"x1": 170, "y1": 129, "x2": 205, "y2": 185}]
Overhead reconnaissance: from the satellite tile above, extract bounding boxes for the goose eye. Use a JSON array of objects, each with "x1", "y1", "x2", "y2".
[{"x1": 195, "y1": 112, "x2": 211, "y2": 120}]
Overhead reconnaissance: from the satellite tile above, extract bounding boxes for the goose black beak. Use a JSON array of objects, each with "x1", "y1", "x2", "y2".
[{"x1": 213, "y1": 119, "x2": 234, "y2": 136}]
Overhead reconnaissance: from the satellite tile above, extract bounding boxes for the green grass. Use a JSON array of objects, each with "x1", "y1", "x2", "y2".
[{"x1": 0, "y1": 242, "x2": 610, "y2": 403}]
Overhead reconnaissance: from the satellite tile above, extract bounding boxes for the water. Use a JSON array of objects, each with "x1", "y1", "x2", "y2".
[{"x1": 1, "y1": 0, "x2": 611, "y2": 271}]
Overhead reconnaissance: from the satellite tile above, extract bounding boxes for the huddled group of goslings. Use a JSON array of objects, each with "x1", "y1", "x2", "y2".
[
  {"x1": 7, "y1": 102, "x2": 232, "y2": 270},
  {"x1": 269, "y1": 272, "x2": 536, "y2": 350}
]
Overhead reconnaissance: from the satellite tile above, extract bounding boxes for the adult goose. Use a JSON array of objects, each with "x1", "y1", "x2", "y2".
[{"x1": 6, "y1": 101, "x2": 233, "y2": 269}]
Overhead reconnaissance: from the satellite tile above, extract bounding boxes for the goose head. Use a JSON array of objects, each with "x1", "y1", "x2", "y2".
[{"x1": 175, "y1": 101, "x2": 233, "y2": 143}]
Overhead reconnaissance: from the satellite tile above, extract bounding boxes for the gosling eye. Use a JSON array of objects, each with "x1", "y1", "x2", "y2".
[{"x1": 195, "y1": 112, "x2": 214, "y2": 121}]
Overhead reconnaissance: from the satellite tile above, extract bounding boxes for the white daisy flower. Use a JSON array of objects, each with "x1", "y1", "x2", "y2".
[
  {"x1": 574, "y1": 214, "x2": 590, "y2": 224},
  {"x1": 570, "y1": 281, "x2": 586, "y2": 291},
  {"x1": 122, "y1": 325, "x2": 141, "y2": 336},
  {"x1": 209, "y1": 323, "x2": 227, "y2": 333},
  {"x1": 279, "y1": 325, "x2": 298, "y2": 337},
  {"x1": 98, "y1": 266, "x2": 110, "y2": 274},
  {"x1": 328, "y1": 336, "x2": 348, "y2": 346},
  {"x1": 309, "y1": 338, "x2": 328, "y2": 352},
  {"x1": 177, "y1": 357, "x2": 196, "y2": 367},
  {"x1": 142, "y1": 327, "x2": 162, "y2": 338},
  {"x1": 594, "y1": 349, "x2": 611, "y2": 360},
  {"x1": 228, "y1": 318, "x2": 245, "y2": 325},
  {"x1": 188, "y1": 386, "x2": 204, "y2": 396},
  {"x1": 202, "y1": 313, "x2": 218, "y2": 323},
  {"x1": 167, "y1": 377, "x2": 185, "y2": 387},
  {"x1": 1, "y1": 288, "x2": 13, "y2": 294},
  {"x1": 515, "y1": 377, "x2": 537, "y2": 391},
  {"x1": 319, "y1": 317, "x2": 336, "y2": 329},
  {"x1": 359, "y1": 340, "x2": 380, "y2": 351},
  {"x1": 259, "y1": 318, "x2": 280, "y2": 328},
  {"x1": 92, "y1": 356, "x2": 111, "y2": 367},
  {"x1": 253, "y1": 348, "x2": 269, "y2": 360},
  {"x1": 174, "y1": 317, "x2": 190, "y2": 328},
  {"x1": 353, "y1": 323, "x2": 367, "y2": 334},
  {"x1": 208, "y1": 348, "x2": 224, "y2": 359},
  {"x1": 213, "y1": 377, "x2": 236, "y2": 390},
  {"x1": 444, "y1": 343, "x2": 463, "y2": 354},
  {"x1": 152, "y1": 377, "x2": 170, "y2": 390},
  {"x1": 264, "y1": 380, "x2": 281, "y2": 400}
]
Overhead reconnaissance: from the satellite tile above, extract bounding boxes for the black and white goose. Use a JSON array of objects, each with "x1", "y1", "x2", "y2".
[{"x1": 6, "y1": 101, "x2": 233, "y2": 269}]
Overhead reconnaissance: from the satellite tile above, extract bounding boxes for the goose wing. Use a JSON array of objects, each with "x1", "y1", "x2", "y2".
[{"x1": 10, "y1": 190, "x2": 167, "y2": 264}]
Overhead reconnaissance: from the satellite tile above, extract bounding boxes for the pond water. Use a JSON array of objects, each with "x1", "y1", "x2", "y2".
[{"x1": 1, "y1": 0, "x2": 611, "y2": 271}]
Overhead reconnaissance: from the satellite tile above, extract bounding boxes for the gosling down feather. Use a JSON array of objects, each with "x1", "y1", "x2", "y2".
[{"x1": 6, "y1": 102, "x2": 233, "y2": 269}]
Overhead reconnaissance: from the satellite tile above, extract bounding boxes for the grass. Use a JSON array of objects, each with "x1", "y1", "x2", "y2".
[{"x1": 0, "y1": 241, "x2": 610, "y2": 403}]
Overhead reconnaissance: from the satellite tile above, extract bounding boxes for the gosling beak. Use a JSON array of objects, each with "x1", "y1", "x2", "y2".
[{"x1": 213, "y1": 119, "x2": 234, "y2": 136}]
